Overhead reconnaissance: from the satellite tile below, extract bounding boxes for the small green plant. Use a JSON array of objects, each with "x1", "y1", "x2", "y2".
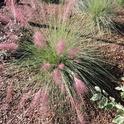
[
  {"x1": 116, "y1": 0, "x2": 124, "y2": 6},
  {"x1": 77, "y1": 0, "x2": 115, "y2": 34},
  {"x1": 91, "y1": 86, "x2": 124, "y2": 124}
]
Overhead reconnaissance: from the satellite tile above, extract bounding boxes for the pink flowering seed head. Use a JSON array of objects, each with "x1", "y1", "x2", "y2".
[
  {"x1": 58, "y1": 63, "x2": 65, "y2": 70},
  {"x1": 30, "y1": 89, "x2": 42, "y2": 109},
  {"x1": 62, "y1": 0, "x2": 77, "y2": 22},
  {"x1": 15, "y1": 7, "x2": 28, "y2": 26},
  {"x1": 5, "y1": 0, "x2": 16, "y2": 6},
  {"x1": 52, "y1": 69, "x2": 62, "y2": 85},
  {"x1": 68, "y1": 47, "x2": 80, "y2": 59},
  {"x1": 18, "y1": 90, "x2": 31, "y2": 110},
  {"x1": 52, "y1": 69, "x2": 65, "y2": 93},
  {"x1": 33, "y1": 31, "x2": 46, "y2": 48},
  {"x1": 76, "y1": 108, "x2": 86, "y2": 124},
  {"x1": 6, "y1": 82, "x2": 13, "y2": 103},
  {"x1": 56, "y1": 40, "x2": 65, "y2": 55},
  {"x1": 74, "y1": 77, "x2": 87, "y2": 95},
  {"x1": 0, "y1": 78, "x2": 4, "y2": 89},
  {"x1": 0, "y1": 43, "x2": 18, "y2": 51},
  {"x1": 0, "y1": 13, "x2": 10, "y2": 24},
  {"x1": 42, "y1": 63, "x2": 51, "y2": 71}
]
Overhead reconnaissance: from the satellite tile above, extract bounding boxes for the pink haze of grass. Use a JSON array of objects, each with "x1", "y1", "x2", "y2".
[
  {"x1": 74, "y1": 77, "x2": 87, "y2": 95},
  {"x1": 56, "y1": 40, "x2": 65, "y2": 55},
  {"x1": 25, "y1": 88, "x2": 50, "y2": 118},
  {"x1": 69, "y1": 96, "x2": 86, "y2": 124},
  {"x1": 0, "y1": 43, "x2": 18, "y2": 51},
  {"x1": 5, "y1": 0, "x2": 33, "y2": 26},
  {"x1": 63, "y1": 0, "x2": 77, "y2": 22},
  {"x1": 58, "y1": 63, "x2": 65, "y2": 70},
  {"x1": 0, "y1": 13, "x2": 10, "y2": 24},
  {"x1": 68, "y1": 47, "x2": 80, "y2": 59},
  {"x1": 52, "y1": 68, "x2": 65, "y2": 92},
  {"x1": 42, "y1": 62, "x2": 51, "y2": 71},
  {"x1": 6, "y1": 82, "x2": 13, "y2": 103},
  {"x1": 18, "y1": 90, "x2": 31, "y2": 110},
  {"x1": 33, "y1": 31, "x2": 46, "y2": 48}
]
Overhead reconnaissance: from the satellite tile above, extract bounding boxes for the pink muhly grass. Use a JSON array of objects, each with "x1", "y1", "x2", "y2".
[
  {"x1": 5, "y1": 0, "x2": 16, "y2": 6},
  {"x1": 28, "y1": 88, "x2": 49, "y2": 117},
  {"x1": 14, "y1": 7, "x2": 29, "y2": 26},
  {"x1": 74, "y1": 77, "x2": 87, "y2": 95},
  {"x1": 58, "y1": 63, "x2": 65, "y2": 70},
  {"x1": 0, "y1": 13, "x2": 10, "y2": 25},
  {"x1": 52, "y1": 69, "x2": 65, "y2": 92},
  {"x1": 0, "y1": 78, "x2": 4, "y2": 89},
  {"x1": 5, "y1": 0, "x2": 16, "y2": 22},
  {"x1": 39, "y1": 88, "x2": 49, "y2": 114},
  {"x1": 6, "y1": 82, "x2": 13, "y2": 103},
  {"x1": 56, "y1": 40, "x2": 65, "y2": 55},
  {"x1": 76, "y1": 107, "x2": 86, "y2": 124},
  {"x1": 42, "y1": 62, "x2": 51, "y2": 71},
  {"x1": 68, "y1": 47, "x2": 80, "y2": 59},
  {"x1": 0, "y1": 43, "x2": 18, "y2": 51},
  {"x1": 33, "y1": 31, "x2": 46, "y2": 48},
  {"x1": 30, "y1": 0, "x2": 36, "y2": 9},
  {"x1": 62, "y1": 0, "x2": 77, "y2": 22},
  {"x1": 18, "y1": 91, "x2": 31, "y2": 110},
  {"x1": 69, "y1": 96, "x2": 86, "y2": 124},
  {"x1": 30, "y1": 89, "x2": 42, "y2": 109},
  {"x1": 52, "y1": 69, "x2": 62, "y2": 86}
]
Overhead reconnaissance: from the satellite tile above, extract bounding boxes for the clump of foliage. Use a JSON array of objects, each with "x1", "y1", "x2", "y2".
[
  {"x1": 116, "y1": 0, "x2": 124, "y2": 6},
  {"x1": 15, "y1": 11, "x2": 124, "y2": 122},
  {"x1": 91, "y1": 85, "x2": 124, "y2": 124},
  {"x1": 76, "y1": 0, "x2": 115, "y2": 34}
]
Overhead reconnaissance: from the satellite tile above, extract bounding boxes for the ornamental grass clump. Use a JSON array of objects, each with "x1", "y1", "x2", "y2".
[
  {"x1": 13, "y1": 1, "x2": 124, "y2": 123},
  {"x1": 16, "y1": 19, "x2": 124, "y2": 123},
  {"x1": 116, "y1": 0, "x2": 124, "y2": 7},
  {"x1": 76, "y1": 0, "x2": 115, "y2": 34}
]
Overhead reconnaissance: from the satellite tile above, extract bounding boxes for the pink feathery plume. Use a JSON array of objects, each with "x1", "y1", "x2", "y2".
[
  {"x1": 68, "y1": 47, "x2": 80, "y2": 59},
  {"x1": 52, "y1": 69, "x2": 62, "y2": 86},
  {"x1": 56, "y1": 40, "x2": 65, "y2": 55},
  {"x1": 30, "y1": 89, "x2": 42, "y2": 109},
  {"x1": 39, "y1": 88, "x2": 49, "y2": 113},
  {"x1": 76, "y1": 105, "x2": 86, "y2": 124},
  {"x1": 52, "y1": 69, "x2": 65, "y2": 92},
  {"x1": 5, "y1": 0, "x2": 16, "y2": 22},
  {"x1": 18, "y1": 90, "x2": 31, "y2": 110},
  {"x1": 31, "y1": 0, "x2": 36, "y2": 9},
  {"x1": 33, "y1": 31, "x2": 46, "y2": 48},
  {"x1": 42, "y1": 62, "x2": 51, "y2": 71},
  {"x1": 69, "y1": 96, "x2": 86, "y2": 124},
  {"x1": 0, "y1": 78, "x2": 3, "y2": 89},
  {"x1": 0, "y1": 13, "x2": 10, "y2": 25},
  {"x1": 58, "y1": 63, "x2": 65, "y2": 70},
  {"x1": 14, "y1": 7, "x2": 29, "y2": 26},
  {"x1": 5, "y1": 0, "x2": 15, "y2": 6},
  {"x1": 74, "y1": 77, "x2": 87, "y2": 95},
  {"x1": 6, "y1": 82, "x2": 13, "y2": 103},
  {"x1": 62, "y1": 0, "x2": 77, "y2": 22},
  {"x1": 0, "y1": 43, "x2": 18, "y2": 51}
]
